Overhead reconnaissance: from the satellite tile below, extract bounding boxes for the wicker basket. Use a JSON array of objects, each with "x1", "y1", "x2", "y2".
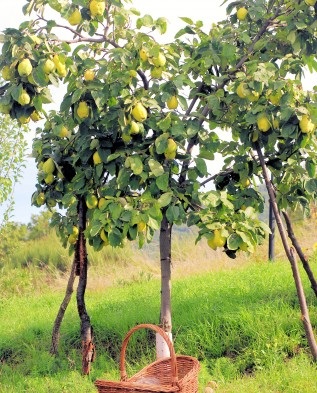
[{"x1": 95, "y1": 323, "x2": 200, "y2": 393}]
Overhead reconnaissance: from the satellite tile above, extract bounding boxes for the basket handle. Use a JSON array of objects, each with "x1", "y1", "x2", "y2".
[{"x1": 119, "y1": 323, "x2": 178, "y2": 385}]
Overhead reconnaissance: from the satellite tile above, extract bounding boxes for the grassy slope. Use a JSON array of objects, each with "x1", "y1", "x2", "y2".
[{"x1": 1, "y1": 221, "x2": 317, "y2": 392}]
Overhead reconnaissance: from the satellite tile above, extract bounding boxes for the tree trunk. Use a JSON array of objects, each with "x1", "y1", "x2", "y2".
[
  {"x1": 157, "y1": 212, "x2": 173, "y2": 358},
  {"x1": 50, "y1": 257, "x2": 77, "y2": 355},
  {"x1": 282, "y1": 210, "x2": 317, "y2": 298},
  {"x1": 76, "y1": 197, "x2": 95, "y2": 374},
  {"x1": 255, "y1": 142, "x2": 317, "y2": 361}
]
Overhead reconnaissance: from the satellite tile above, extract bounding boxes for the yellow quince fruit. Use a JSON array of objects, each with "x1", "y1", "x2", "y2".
[
  {"x1": 77, "y1": 101, "x2": 90, "y2": 119},
  {"x1": 299, "y1": 115, "x2": 315, "y2": 133},
  {"x1": 131, "y1": 102, "x2": 147, "y2": 122},
  {"x1": 18, "y1": 58, "x2": 33, "y2": 77},
  {"x1": 152, "y1": 52, "x2": 166, "y2": 67},
  {"x1": 139, "y1": 48, "x2": 148, "y2": 62},
  {"x1": 17, "y1": 89, "x2": 31, "y2": 106},
  {"x1": 43, "y1": 157, "x2": 55, "y2": 174},
  {"x1": 257, "y1": 114, "x2": 271, "y2": 132},
  {"x1": 90, "y1": 0, "x2": 105, "y2": 17},
  {"x1": 68, "y1": 9, "x2": 82, "y2": 25},
  {"x1": 164, "y1": 138, "x2": 177, "y2": 160},
  {"x1": 2, "y1": 65, "x2": 14, "y2": 81},
  {"x1": 237, "y1": 7, "x2": 248, "y2": 21},
  {"x1": 84, "y1": 69, "x2": 95, "y2": 81},
  {"x1": 167, "y1": 95, "x2": 178, "y2": 110},
  {"x1": 30, "y1": 110, "x2": 41, "y2": 122},
  {"x1": 93, "y1": 151, "x2": 102, "y2": 165},
  {"x1": 43, "y1": 59, "x2": 55, "y2": 74}
]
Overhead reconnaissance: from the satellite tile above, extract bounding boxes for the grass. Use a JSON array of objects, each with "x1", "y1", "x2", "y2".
[{"x1": 1, "y1": 242, "x2": 317, "y2": 393}]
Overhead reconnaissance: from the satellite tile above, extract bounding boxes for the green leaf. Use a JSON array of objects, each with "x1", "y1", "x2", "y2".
[
  {"x1": 155, "y1": 134, "x2": 169, "y2": 154},
  {"x1": 304, "y1": 179, "x2": 317, "y2": 194},
  {"x1": 130, "y1": 156, "x2": 143, "y2": 175},
  {"x1": 157, "y1": 114, "x2": 172, "y2": 132},
  {"x1": 157, "y1": 192, "x2": 173, "y2": 207},
  {"x1": 166, "y1": 205, "x2": 179, "y2": 223},
  {"x1": 195, "y1": 157, "x2": 208, "y2": 177},
  {"x1": 90, "y1": 224, "x2": 103, "y2": 237},
  {"x1": 148, "y1": 159, "x2": 164, "y2": 177},
  {"x1": 71, "y1": 89, "x2": 84, "y2": 104},
  {"x1": 227, "y1": 233, "x2": 242, "y2": 250},
  {"x1": 108, "y1": 229, "x2": 122, "y2": 247},
  {"x1": 179, "y1": 17, "x2": 194, "y2": 25},
  {"x1": 156, "y1": 173, "x2": 169, "y2": 191},
  {"x1": 109, "y1": 202, "x2": 122, "y2": 220},
  {"x1": 156, "y1": 17, "x2": 168, "y2": 34}
]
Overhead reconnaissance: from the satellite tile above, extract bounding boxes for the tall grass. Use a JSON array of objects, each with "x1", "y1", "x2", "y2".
[{"x1": 1, "y1": 253, "x2": 317, "y2": 392}]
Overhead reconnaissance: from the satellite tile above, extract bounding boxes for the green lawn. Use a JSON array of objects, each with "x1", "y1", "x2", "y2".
[{"x1": 1, "y1": 258, "x2": 317, "y2": 392}]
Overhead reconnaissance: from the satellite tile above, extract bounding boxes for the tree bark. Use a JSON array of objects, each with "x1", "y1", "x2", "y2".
[
  {"x1": 282, "y1": 210, "x2": 317, "y2": 298},
  {"x1": 50, "y1": 257, "x2": 77, "y2": 355},
  {"x1": 255, "y1": 142, "x2": 317, "y2": 361},
  {"x1": 159, "y1": 212, "x2": 172, "y2": 334},
  {"x1": 76, "y1": 197, "x2": 95, "y2": 374}
]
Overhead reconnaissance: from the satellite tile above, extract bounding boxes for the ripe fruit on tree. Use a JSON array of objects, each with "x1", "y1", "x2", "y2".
[
  {"x1": 98, "y1": 197, "x2": 106, "y2": 209},
  {"x1": 17, "y1": 89, "x2": 31, "y2": 106},
  {"x1": 100, "y1": 229, "x2": 109, "y2": 244},
  {"x1": 43, "y1": 59, "x2": 55, "y2": 74},
  {"x1": 152, "y1": 52, "x2": 166, "y2": 67},
  {"x1": 257, "y1": 114, "x2": 271, "y2": 132},
  {"x1": 36, "y1": 192, "x2": 45, "y2": 206},
  {"x1": 236, "y1": 82, "x2": 249, "y2": 99},
  {"x1": 18, "y1": 58, "x2": 32, "y2": 77},
  {"x1": 30, "y1": 111, "x2": 41, "y2": 122},
  {"x1": 59, "y1": 126, "x2": 69, "y2": 138},
  {"x1": 164, "y1": 138, "x2": 177, "y2": 160},
  {"x1": 130, "y1": 120, "x2": 140, "y2": 135},
  {"x1": 68, "y1": 9, "x2": 82, "y2": 25},
  {"x1": 68, "y1": 233, "x2": 78, "y2": 244},
  {"x1": 268, "y1": 91, "x2": 281, "y2": 106},
  {"x1": 131, "y1": 102, "x2": 147, "y2": 122},
  {"x1": 18, "y1": 116, "x2": 30, "y2": 124},
  {"x1": 84, "y1": 69, "x2": 95, "y2": 81},
  {"x1": 53, "y1": 55, "x2": 67, "y2": 77},
  {"x1": 139, "y1": 48, "x2": 148, "y2": 62},
  {"x1": 93, "y1": 151, "x2": 102, "y2": 165},
  {"x1": 42, "y1": 157, "x2": 55, "y2": 174},
  {"x1": 237, "y1": 7, "x2": 248, "y2": 21},
  {"x1": 137, "y1": 221, "x2": 146, "y2": 232},
  {"x1": 248, "y1": 91, "x2": 259, "y2": 102},
  {"x1": 305, "y1": 0, "x2": 316, "y2": 6},
  {"x1": 77, "y1": 101, "x2": 90, "y2": 119},
  {"x1": 240, "y1": 178, "x2": 250, "y2": 188},
  {"x1": 299, "y1": 115, "x2": 315, "y2": 133},
  {"x1": 167, "y1": 95, "x2": 178, "y2": 110},
  {"x1": 150, "y1": 66, "x2": 163, "y2": 79},
  {"x1": 86, "y1": 194, "x2": 98, "y2": 209},
  {"x1": 2, "y1": 65, "x2": 14, "y2": 81},
  {"x1": 90, "y1": 0, "x2": 105, "y2": 17},
  {"x1": 207, "y1": 229, "x2": 226, "y2": 250},
  {"x1": 44, "y1": 173, "x2": 54, "y2": 184}
]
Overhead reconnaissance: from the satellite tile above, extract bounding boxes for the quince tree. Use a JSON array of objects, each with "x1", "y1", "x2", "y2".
[{"x1": 2, "y1": 0, "x2": 317, "y2": 370}]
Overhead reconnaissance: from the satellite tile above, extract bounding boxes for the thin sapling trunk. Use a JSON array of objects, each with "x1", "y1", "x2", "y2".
[
  {"x1": 76, "y1": 197, "x2": 95, "y2": 374},
  {"x1": 255, "y1": 142, "x2": 317, "y2": 361}
]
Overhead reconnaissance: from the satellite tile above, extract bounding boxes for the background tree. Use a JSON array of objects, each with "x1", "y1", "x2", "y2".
[
  {"x1": 1, "y1": 0, "x2": 317, "y2": 372},
  {"x1": 0, "y1": 113, "x2": 27, "y2": 227}
]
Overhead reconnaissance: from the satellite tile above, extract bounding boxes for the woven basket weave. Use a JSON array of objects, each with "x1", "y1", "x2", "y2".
[{"x1": 95, "y1": 323, "x2": 200, "y2": 393}]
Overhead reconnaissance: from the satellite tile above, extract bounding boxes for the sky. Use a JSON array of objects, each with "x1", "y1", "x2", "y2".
[{"x1": 0, "y1": 0, "x2": 226, "y2": 224}]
